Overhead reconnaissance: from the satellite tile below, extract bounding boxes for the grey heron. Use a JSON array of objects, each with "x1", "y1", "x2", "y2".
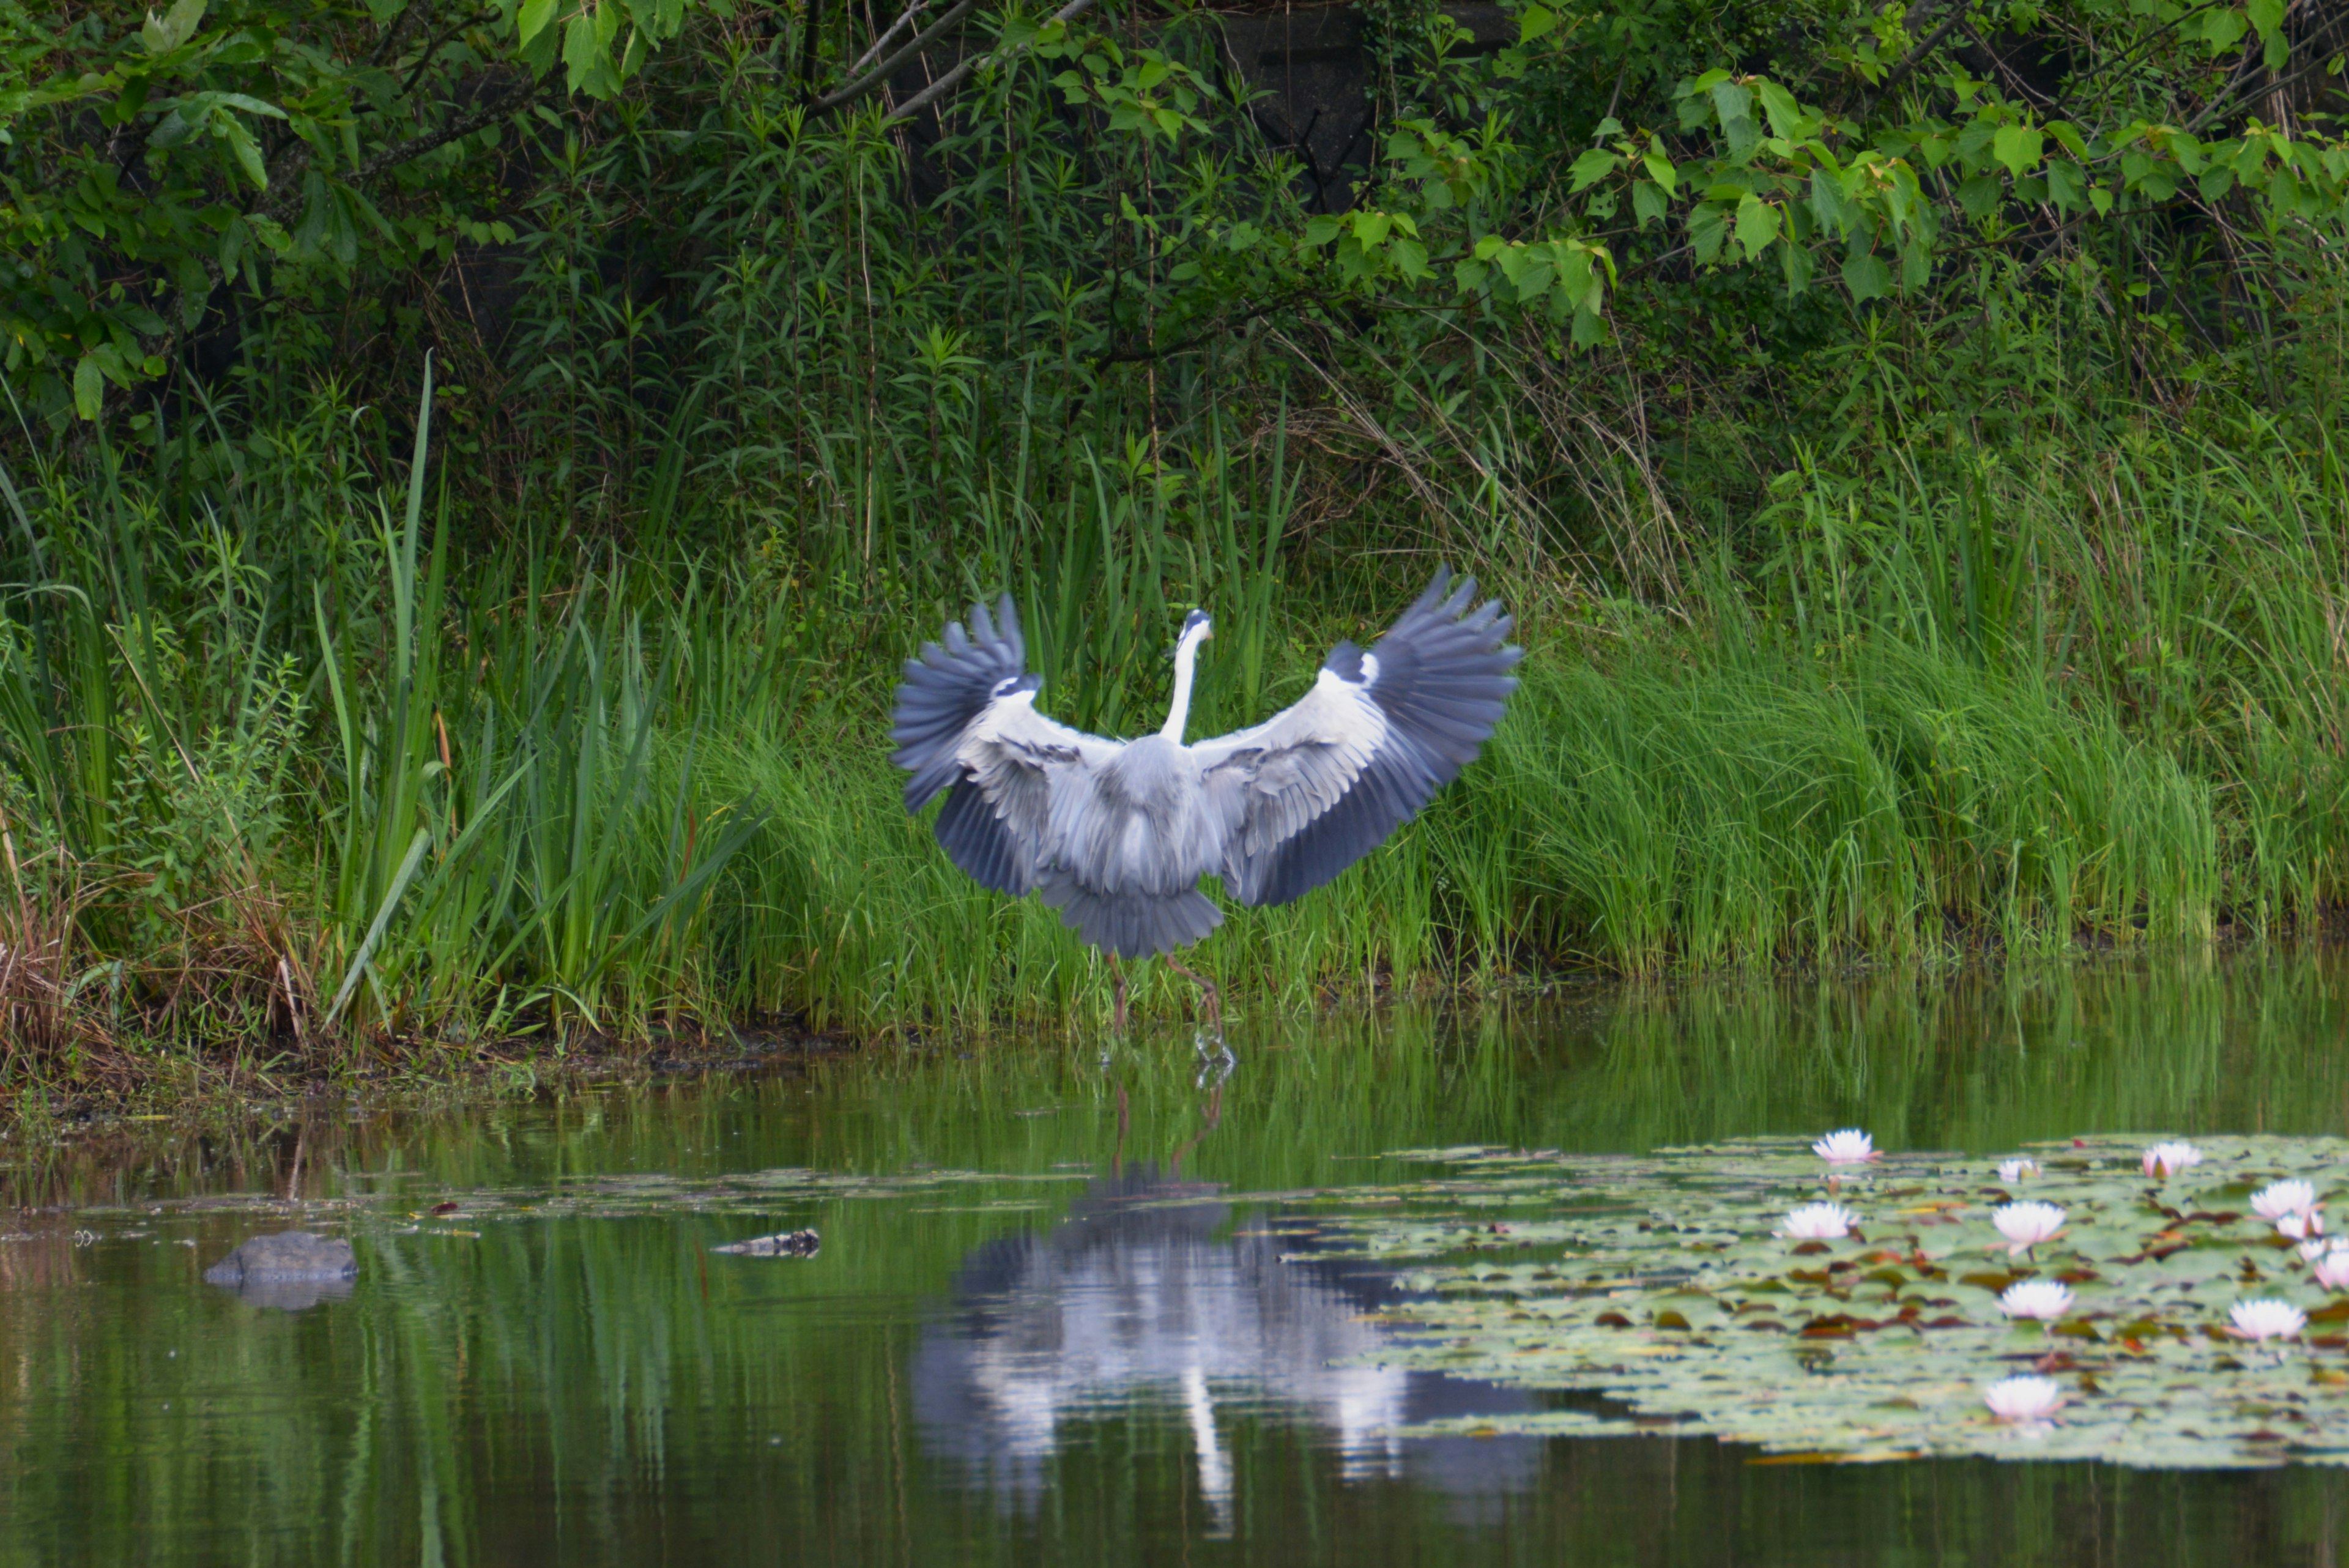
[{"x1": 890, "y1": 568, "x2": 1521, "y2": 1030}]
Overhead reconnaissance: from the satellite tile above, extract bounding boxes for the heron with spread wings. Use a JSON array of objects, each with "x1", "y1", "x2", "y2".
[{"x1": 890, "y1": 570, "x2": 1522, "y2": 1031}]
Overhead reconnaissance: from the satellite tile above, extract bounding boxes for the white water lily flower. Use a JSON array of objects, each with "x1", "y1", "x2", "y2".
[
  {"x1": 2301, "y1": 1238, "x2": 2331, "y2": 1262},
  {"x1": 1812, "y1": 1129, "x2": 1879, "y2": 1164},
  {"x1": 1998, "y1": 1279, "x2": 2076, "y2": 1322},
  {"x1": 1984, "y1": 1375, "x2": 2064, "y2": 1423},
  {"x1": 1778, "y1": 1202, "x2": 1857, "y2": 1240},
  {"x1": 2318, "y1": 1251, "x2": 2349, "y2": 1291},
  {"x1": 2279, "y1": 1208, "x2": 2326, "y2": 1241},
  {"x1": 2229, "y1": 1299, "x2": 2307, "y2": 1341},
  {"x1": 2253, "y1": 1180, "x2": 2320, "y2": 1222},
  {"x1": 2142, "y1": 1141, "x2": 2203, "y2": 1178},
  {"x1": 1992, "y1": 1201, "x2": 2067, "y2": 1257},
  {"x1": 1998, "y1": 1159, "x2": 2038, "y2": 1183}
]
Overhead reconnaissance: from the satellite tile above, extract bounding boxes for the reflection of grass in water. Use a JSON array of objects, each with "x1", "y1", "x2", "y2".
[{"x1": 8, "y1": 956, "x2": 2349, "y2": 1559}]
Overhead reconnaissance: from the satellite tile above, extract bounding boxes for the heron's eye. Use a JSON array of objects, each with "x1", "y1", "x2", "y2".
[{"x1": 992, "y1": 677, "x2": 1020, "y2": 697}]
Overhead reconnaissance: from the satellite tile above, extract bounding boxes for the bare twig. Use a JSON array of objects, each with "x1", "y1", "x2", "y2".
[
  {"x1": 814, "y1": 0, "x2": 981, "y2": 111},
  {"x1": 883, "y1": 0, "x2": 1100, "y2": 122}
]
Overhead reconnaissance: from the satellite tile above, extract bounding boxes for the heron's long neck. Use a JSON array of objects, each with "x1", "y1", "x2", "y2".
[{"x1": 1162, "y1": 628, "x2": 1204, "y2": 743}]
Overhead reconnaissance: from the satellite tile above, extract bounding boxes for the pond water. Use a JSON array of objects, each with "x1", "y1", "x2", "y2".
[{"x1": 6, "y1": 951, "x2": 2349, "y2": 1565}]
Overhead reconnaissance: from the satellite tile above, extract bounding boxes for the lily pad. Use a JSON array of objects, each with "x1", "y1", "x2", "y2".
[{"x1": 1332, "y1": 1136, "x2": 2349, "y2": 1467}]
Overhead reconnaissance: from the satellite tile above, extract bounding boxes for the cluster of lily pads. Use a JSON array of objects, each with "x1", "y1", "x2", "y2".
[{"x1": 1342, "y1": 1131, "x2": 2349, "y2": 1464}]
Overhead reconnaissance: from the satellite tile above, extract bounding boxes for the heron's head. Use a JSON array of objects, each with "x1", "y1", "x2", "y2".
[
  {"x1": 1181, "y1": 608, "x2": 1213, "y2": 643},
  {"x1": 990, "y1": 672, "x2": 1043, "y2": 702}
]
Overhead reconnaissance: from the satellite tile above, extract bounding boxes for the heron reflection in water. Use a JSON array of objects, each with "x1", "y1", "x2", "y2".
[
  {"x1": 890, "y1": 570, "x2": 1521, "y2": 1047},
  {"x1": 910, "y1": 1087, "x2": 1540, "y2": 1535}
]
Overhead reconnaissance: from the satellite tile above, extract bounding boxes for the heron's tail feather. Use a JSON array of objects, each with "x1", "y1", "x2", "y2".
[{"x1": 1040, "y1": 879, "x2": 1222, "y2": 958}]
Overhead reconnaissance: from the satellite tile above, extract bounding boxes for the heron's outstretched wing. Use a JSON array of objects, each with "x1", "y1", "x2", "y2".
[
  {"x1": 889, "y1": 595, "x2": 1116, "y2": 896},
  {"x1": 1195, "y1": 568, "x2": 1521, "y2": 907}
]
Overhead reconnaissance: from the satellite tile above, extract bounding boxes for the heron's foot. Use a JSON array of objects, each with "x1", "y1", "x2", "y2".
[{"x1": 1194, "y1": 1039, "x2": 1236, "y2": 1089}]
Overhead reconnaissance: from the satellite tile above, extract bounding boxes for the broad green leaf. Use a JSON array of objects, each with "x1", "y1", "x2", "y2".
[
  {"x1": 1842, "y1": 250, "x2": 1892, "y2": 302},
  {"x1": 1518, "y1": 4, "x2": 1557, "y2": 42},
  {"x1": 1735, "y1": 193, "x2": 1778, "y2": 259},
  {"x1": 1754, "y1": 80, "x2": 1803, "y2": 140},
  {"x1": 1710, "y1": 80, "x2": 1751, "y2": 128},
  {"x1": 1644, "y1": 144, "x2": 1677, "y2": 195},
  {"x1": 1569, "y1": 149, "x2": 1622, "y2": 191},
  {"x1": 518, "y1": 0, "x2": 559, "y2": 46},
  {"x1": 1993, "y1": 124, "x2": 2044, "y2": 179},
  {"x1": 72, "y1": 355, "x2": 103, "y2": 421},
  {"x1": 1631, "y1": 179, "x2": 1668, "y2": 228}
]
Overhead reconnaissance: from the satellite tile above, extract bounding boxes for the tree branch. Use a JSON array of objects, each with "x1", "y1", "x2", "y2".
[
  {"x1": 883, "y1": 0, "x2": 1099, "y2": 122},
  {"x1": 814, "y1": 0, "x2": 981, "y2": 112}
]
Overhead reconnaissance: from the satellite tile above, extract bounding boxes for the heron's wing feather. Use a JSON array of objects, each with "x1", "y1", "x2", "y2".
[
  {"x1": 892, "y1": 594, "x2": 1117, "y2": 897},
  {"x1": 890, "y1": 592, "x2": 1028, "y2": 812},
  {"x1": 1197, "y1": 568, "x2": 1522, "y2": 907}
]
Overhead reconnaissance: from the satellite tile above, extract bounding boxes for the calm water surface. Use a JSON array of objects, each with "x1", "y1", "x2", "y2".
[{"x1": 8, "y1": 953, "x2": 2349, "y2": 1565}]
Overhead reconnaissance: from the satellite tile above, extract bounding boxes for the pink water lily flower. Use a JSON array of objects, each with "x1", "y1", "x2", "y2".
[
  {"x1": 2252, "y1": 1180, "x2": 2320, "y2": 1223},
  {"x1": 1992, "y1": 1201, "x2": 2067, "y2": 1257},
  {"x1": 2142, "y1": 1141, "x2": 2203, "y2": 1178},
  {"x1": 1778, "y1": 1202, "x2": 1857, "y2": 1240},
  {"x1": 2228, "y1": 1299, "x2": 2307, "y2": 1342},
  {"x1": 1812, "y1": 1129, "x2": 1879, "y2": 1164},
  {"x1": 2279, "y1": 1209, "x2": 2326, "y2": 1241},
  {"x1": 1997, "y1": 1159, "x2": 2038, "y2": 1183},
  {"x1": 2318, "y1": 1250, "x2": 2349, "y2": 1292},
  {"x1": 1984, "y1": 1375, "x2": 2063, "y2": 1423},
  {"x1": 1997, "y1": 1279, "x2": 2075, "y2": 1322}
]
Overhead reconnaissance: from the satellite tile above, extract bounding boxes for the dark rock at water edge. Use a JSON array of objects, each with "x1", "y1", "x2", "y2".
[
  {"x1": 204, "y1": 1230, "x2": 358, "y2": 1311},
  {"x1": 714, "y1": 1229, "x2": 820, "y2": 1257}
]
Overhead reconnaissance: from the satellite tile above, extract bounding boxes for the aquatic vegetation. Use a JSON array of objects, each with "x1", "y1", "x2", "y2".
[
  {"x1": 1984, "y1": 1376, "x2": 2065, "y2": 1424},
  {"x1": 2317, "y1": 1249, "x2": 2349, "y2": 1291},
  {"x1": 2252, "y1": 1180, "x2": 2320, "y2": 1224},
  {"x1": 2229, "y1": 1300, "x2": 2307, "y2": 1342},
  {"x1": 1995, "y1": 1280, "x2": 2073, "y2": 1323},
  {"x1": 1992, "y1": 1202, "x2": 2067, "y2": 1257},
  {"x1": 1998, "y1": 1159, "x2": 2038, "y2": 1183},
  {"x1": 2143, "y1": 1142, "x2": 2205, "y2": 1179},
  {"x1": 1344, "y1": 1135, "x2": 2349, "y2": 1465},
  {"x1": 1777, "y1": 1202, "x2": 1856, "y2": 1240},
  {"x1": 1811, "y1": 1129, "x2": 1877, "y2": 1165}
]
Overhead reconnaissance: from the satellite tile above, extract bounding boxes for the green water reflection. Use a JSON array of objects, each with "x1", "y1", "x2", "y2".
[{"x1": 4, "y1": 953, "x2": 2349, "y2": 1565}]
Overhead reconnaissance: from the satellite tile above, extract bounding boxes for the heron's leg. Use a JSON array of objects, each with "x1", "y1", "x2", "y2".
[
  {"x1": 1108, "y1": 953, "x2": 1129, "y2": 1035},
  {"x1": 1163, "y1": 954, "x2": 1222, "y2": 1042}
]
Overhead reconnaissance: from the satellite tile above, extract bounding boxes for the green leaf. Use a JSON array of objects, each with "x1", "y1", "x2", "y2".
[
  {"x1": 1569, "y1": 149, "x2": 1622, "y2": 191},
  {"x1": 140, "y1": 0, "x2": 207, "y2": 53},
  {"x1": 1632, "y1": 179, "x2": 1668, "y2": 228},
  {"x1": 1517, "y1": 4, "x2": 1557, "y2": 42},
  {"x1": 2247, "y1": 0, "x2": 2285, "y2": 40},
  {"x1": 1808, "y1": 166, "x2": 1849, "y2": 234},
  {"x1": 1957, "y1": 175, "x2": 2002, "y2": 220},
  {"x1": 1841, "y1": 249, "x2": 1891, "y2": 302},
  {"x1": 1689, "y1": 203, "x2": 1729, "y2": 265},
  {"x1": 1644, "y1": 144, "x2": 1677, "y2": 195},
  {"x1": 1993, "y1": 124, "x2": 2044, "y2": 179},
  {"x1": 1754, "y1": 80, "x2": 1802, "y2": 141},
  {"x1": 1710, "y1": 80, "x2": 1751, "y2": 128},
  {"x1": 72, "y1": 355, "x2": 103, "y2": 421},
  {"x1": 1779, "y1": 237, "x2": 1814, "y2": 297},
  {"x1": 1734, "y1": 193, "x2": 1778, "y2": 259},
  {"x1": 217, "y1": 116, "x2": 267, "y2": 189},
  {"x1": 518, "y1": 0, "x2": 559, "y2": 46}
]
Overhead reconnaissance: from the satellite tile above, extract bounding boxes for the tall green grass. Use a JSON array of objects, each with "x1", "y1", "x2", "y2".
[{"x1": 4, "y1": 366, "x2": 2349, "y2": 1071}]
